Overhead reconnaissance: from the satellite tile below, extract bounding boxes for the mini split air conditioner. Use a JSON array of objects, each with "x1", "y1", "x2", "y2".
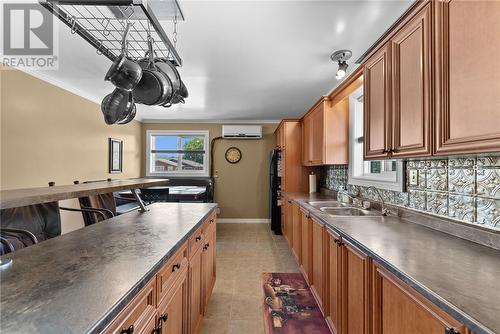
[{"x1": 222, "y1": 125, "x2": 262, "y2": 139}]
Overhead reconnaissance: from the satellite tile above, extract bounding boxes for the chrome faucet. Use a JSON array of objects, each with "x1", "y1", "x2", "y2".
[
  {"x1": 337, "y1": 189, "x2": 355, "y2": 203},
  {"x1": 366, "y1": 186, "x2": 390, "y2": 216}
]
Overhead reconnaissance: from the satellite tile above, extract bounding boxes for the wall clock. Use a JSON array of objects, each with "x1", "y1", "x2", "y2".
[{"x1": 225, "y1": 147, "x2": 242, "y2": 164}]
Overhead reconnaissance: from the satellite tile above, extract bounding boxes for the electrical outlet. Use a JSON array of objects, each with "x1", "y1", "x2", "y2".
[
  {"x1": 409, "y1": 169, "x2": 418, "y2": 186},
  {"x1": 216, "y1": 207, "x2": 221, "y2": 215}
]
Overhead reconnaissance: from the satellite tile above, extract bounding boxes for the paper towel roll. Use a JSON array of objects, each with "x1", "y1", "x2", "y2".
[{"x1": 309, "y1": 173, "x2": 317, "y2": 193}]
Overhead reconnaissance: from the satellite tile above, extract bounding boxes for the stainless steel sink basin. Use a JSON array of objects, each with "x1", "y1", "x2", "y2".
[
  {"x1": 319, "y1": 207, "x2": 382, "y2": 217},
  {"x1": 307, "y1": 201, "x2": 349, "y2": 208}
]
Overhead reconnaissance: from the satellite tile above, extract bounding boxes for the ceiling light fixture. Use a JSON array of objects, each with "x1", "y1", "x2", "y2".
[{"x1": 330, "y1": 49, "x2": 352, "y2": 80}]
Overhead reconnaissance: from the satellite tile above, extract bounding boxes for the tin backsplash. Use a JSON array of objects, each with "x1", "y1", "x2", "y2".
[{"x1": 320, "y1": 156, "x2": 500, "y2": 231}]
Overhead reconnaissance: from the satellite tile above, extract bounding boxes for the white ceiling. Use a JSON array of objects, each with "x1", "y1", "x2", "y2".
[{"x1": 26, "y1": 0, "x2": 412, "y2": 122}]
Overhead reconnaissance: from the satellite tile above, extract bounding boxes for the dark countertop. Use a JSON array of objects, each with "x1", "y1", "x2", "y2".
[
  {"x1": 0, "y1": 203, "x2": 217, "y2": 334},
  {"x1": 283, "y1": 192, "x2": 500, "y2": 334}
]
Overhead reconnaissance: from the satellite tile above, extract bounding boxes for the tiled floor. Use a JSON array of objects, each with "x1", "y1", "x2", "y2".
[{"x1": 199, "y1": 223, "x2": 299, "y2": 334}]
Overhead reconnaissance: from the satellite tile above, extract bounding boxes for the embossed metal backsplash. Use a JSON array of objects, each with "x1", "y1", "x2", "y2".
[{"x1": 320, "y1": 155, "x2": 500, "y2": 231}]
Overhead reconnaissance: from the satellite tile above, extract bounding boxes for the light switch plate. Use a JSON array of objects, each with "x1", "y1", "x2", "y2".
[{"x1": 409, "y1": 169, "x2": 418, "y2": 187}]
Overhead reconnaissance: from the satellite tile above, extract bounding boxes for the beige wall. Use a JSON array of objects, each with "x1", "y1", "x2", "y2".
[
  {"x1": 1, "y1": 68, "x2": 142, "y2": 232},
  {"x1": 142, "y1": 123, "x2": 277, "y2": 219}
]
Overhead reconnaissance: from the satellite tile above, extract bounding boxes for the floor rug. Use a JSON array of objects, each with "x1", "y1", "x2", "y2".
[{"x1": 262, "y1": 272, "x2": 331, "y2": 334}]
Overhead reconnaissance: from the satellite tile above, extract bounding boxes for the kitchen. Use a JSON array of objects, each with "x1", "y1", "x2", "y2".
[{"x1": 1, "y1": 0, "x2": 499, "y2": 334}]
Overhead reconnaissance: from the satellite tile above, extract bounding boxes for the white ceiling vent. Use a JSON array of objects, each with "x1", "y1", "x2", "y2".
[{"x1": 222, "y1": 125, "x2": 262, "y2": 139}]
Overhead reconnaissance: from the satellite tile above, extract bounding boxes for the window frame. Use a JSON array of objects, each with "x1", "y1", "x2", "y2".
[
  {"x1": 348, "y1": 86, "x2": 404, "y2": 192},
  {"x1": 146, "y1": 130, "x2": 210, "y2": 177}
]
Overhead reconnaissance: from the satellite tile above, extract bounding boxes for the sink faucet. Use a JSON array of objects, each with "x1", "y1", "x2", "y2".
[
  {"x1": 366, "y1": 186, "x2": 390, "y2": 216},
  {"x1": 337, "y1": 189, "x2": 355, "y2": 203}
]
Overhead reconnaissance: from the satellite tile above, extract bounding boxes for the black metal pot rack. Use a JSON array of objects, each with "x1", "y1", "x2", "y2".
[{"x1": 39, "y1": 0, "x2": 184, "y2": 66}]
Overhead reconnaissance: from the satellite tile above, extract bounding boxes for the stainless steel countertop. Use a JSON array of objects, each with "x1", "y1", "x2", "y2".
[
  {"x1": 0, "y1": 203, "x2": 217, "y2": 334},
  {"x1": 284, "y1": 192, "x2": 500, "y2": 334}
]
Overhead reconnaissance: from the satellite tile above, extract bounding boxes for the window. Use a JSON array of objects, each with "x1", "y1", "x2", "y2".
[
  {"x1": 348, "y1": 86, "x2": 404, "y2": 191},
  {"x1": 146, "y1": 130, "x2": 209, "y2": 177}
]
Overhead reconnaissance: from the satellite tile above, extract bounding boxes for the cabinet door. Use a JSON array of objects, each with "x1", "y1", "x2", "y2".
[
  {"x1": 284, "y1": 199, "x2": 293, "y2": 245},
  {"x1": 372, "y1": 263, "x2": 467, "y2": 334},
  {"x1": 291, "y1": 204, "x2": 302, "y2": 263},
  {"x1": 326, "y1": 230, "x2": 342, "y2": 334},
  {"x1": 434, "y1": 0, "x2": 500, "y2": 155},
  {"x1": 202, "y1": 226, "x2": 216, "y2": 312},
  {"x1": 311, "y1": 105, "x2": 325, "y2": 165},
  {"x1": 189, "y1": 245, "x2": 203, "y2": 334},
  {"x1": 391, "y1": 3, "x2": 432, "y2": 157},
  {"x1": 364, "y1": 43, "x2": 392, "y2": 159},
  {"x1": 300, "y1": 210, "x2": 312, "y2": 283},
  {"x1": 158, "y1": 269, "x2": 188, "y2": 334},
  {"x1": 302, "y1": 115, "x2": 312, "y2": 165},
  {"x1": 102, "y1": 278, "x2": 156, "y2": 334},
  {"x1": 311, "y1": 218, "x2": 325, "y2": 312},
  {"x1": 343, "y1": 240, "x2": 370, "y2": 334}
]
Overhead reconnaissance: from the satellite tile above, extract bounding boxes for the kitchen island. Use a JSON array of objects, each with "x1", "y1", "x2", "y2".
[
  {"x1": 283, "y1": 192, "x2": 500, "y2": 334},
  {"x1": 0, "y1": 203, "x2": 217, "y2": 334}
]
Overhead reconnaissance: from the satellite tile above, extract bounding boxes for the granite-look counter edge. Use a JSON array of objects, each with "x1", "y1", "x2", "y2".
[
  {"x1": 283, "y1": 191, "x2": 500, "y2": 334},
  {"x1": 0, "y1": 202, "x2": 217, "y2": 334}
]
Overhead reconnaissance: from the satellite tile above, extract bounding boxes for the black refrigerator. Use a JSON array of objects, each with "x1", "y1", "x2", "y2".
[{"x1": 269, "y1": 149, "x2": 282, "y2": 234}]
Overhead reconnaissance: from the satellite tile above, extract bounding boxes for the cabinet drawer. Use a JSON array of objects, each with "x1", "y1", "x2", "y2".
[
  {"x1": 202, "y1": 211, "x2": 216, "y2": 234},
  {"x1": 189, "y1": 224, "x2": 205, "y2": 258},
  {"x1": 157, "y1": 242, "x2": 188, "y2": 306},
  {"x1": 102, "y1": 278, "x2": 156, "y2": 334}
]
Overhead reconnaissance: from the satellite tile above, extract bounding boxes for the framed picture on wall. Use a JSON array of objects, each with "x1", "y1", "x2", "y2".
[{"x1": 109, "y1": 138, "x2": 123, "y2": 173}]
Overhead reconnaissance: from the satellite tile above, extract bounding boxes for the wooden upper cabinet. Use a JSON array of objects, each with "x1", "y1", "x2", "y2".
[
  {"x1": 302, "y1": 95, "x2": 350, "y2": 166},
  {"x1": 434, "y1": 0, "x2": 500, "y2": 155},
  {"x1": 364, "y1": 43, "x2": 392, "y2": 159},
  {"x1": 281, "y1": 120, "x2": 305, "y2": 192},
  {"x1": 391, "y1": 3, "x2": 432, "y2": 157},
  {"x1": 372, "y1": 262, "x2": 467, "y2": 334},
  {"x1": 311, "y1": 103, "x2": 325, "y2": 164}
]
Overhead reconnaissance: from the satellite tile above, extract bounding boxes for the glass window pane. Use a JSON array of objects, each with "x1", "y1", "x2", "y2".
[
  {"x1": 370, "y1": 161, "x2": 382, "y2": 174},
  {"x1": 152, "y1": 135, "x2": 178, "y2": 151},
  {"x1": 181, "y1": 152, "x2": 205, "y2": 171},
  {"x1": 181, "y1": 136, "x2": 205, "y2": 151},
  {"x1": 152, "y1": 153, "x2": 179, "y2": 172}
]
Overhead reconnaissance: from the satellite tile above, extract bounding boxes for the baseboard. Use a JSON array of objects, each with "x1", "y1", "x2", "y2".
[{"x1": 217, "y1": 218, "x2": 270, "y2": 224}]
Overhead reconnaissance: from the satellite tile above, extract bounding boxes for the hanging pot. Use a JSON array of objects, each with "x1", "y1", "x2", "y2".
[
  {"x1": 101, "y1": 88, "x2": 135, "y2": 125},
  {"x1": 104, "y1": 23, "x2": 143, "y2": 91},
  {"x1": 133, "y1": 38, "x2": 173, "y2": 105},
  {"x1": 116, "y1": 103, "x2": 137, "y2": 124}
]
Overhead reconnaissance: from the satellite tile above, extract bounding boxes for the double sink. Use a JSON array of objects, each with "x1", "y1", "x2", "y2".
[{"x1": 307, "y1": 200, "x2": 382, "y2": 217}]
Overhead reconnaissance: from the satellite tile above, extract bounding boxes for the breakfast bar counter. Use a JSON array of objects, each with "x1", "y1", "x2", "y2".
[{"x1": 0, "y1": 203, "x2": 217, "y2": 334}]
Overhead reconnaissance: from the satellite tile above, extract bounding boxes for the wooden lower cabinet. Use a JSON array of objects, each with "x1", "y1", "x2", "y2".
[
  {"x1": 326, "y1": 229, "x2": 342, "y2": 334},
  {"x1": 189, "y1": 245, "x2": 203, "y2": 334},
  {"x1": 102, "y1": 277, "x2": 157, "y2": 334},
  {"x1": 291, "y1": 203, "x2": 302, "y2": 263},
  {"x1": 157, "y1": 266, "x2": 189, "y2": 334},
  {"x1": 311, "y1": 217, "x2": 325, "y2": 312},
  {"x1": 372, "y1": 263, "x2": 467, "y2": 334},
  {"x1": 103, "y1": 210, "x2": 217, "y2": 334},
  {"x1": 300, "y1": 209, "x2": 312, "y2": 283},
  {"x1": 342, "y1": 240, "x2": 371, "y2": 334},
  {"x1": 202, "y1": 222, "x2": 216, "y2": 313}
]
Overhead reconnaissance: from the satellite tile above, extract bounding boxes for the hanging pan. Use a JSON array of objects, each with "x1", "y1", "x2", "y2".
[
  {"x1": 104, "y1": 23, "x2": 142, "y2": 91},
  {"x1": 133, "y1": 38, "x2": 173, "y2": 106}
]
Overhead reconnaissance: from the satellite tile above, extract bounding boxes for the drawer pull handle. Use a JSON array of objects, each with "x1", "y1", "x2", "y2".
[
  {"x1": 445, "y1": 328, "x2": 460, "y2": 334},
  {"x1": 152, "y1": 313, "x2": 169, "y2": 334},
  {"x1": 203, "y1": 243, "x2": 210, "y2": 250},
  {"x1": 121, "y1": 325, "x2": 134, "y2": 334},
  {"x1": 172, "y1": 263, "x2": 181, "y2": 272},
  {"x1": 334, "y1": 239, "x2": 344, "y2": 247},
  {"x1": 210, "y1": 219, "x2": 214, "y2": 223},
  {"x1": 195, "y1": 236, "x2": 202, "y2": 242}
]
